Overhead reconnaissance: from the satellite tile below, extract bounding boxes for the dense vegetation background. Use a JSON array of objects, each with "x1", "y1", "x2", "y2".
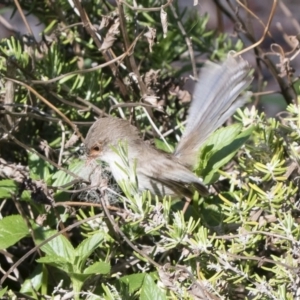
[{"x1": 0, "y1": 1, "x2": 300, "y2": 299}]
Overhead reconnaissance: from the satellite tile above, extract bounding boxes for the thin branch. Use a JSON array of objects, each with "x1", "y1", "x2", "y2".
[
  {"x1": 5, "y1": 77, "x2": 84, "y2": 141},
  {"x1": 117, "y1": 0, "x2": 147, "y2": 97},
  {"x1": 13, "y1": 0, "x2": 35, "y2": 38},
  {"x1": 234, "y1": 0, "x2": 278, "y2": 56},
  {"x1": 169, "y1": 4, "x2": 197, "y2": 78},
  {"x1": 73, "y1": 0, "x2": 129, "y2": 96},
  {"x1": 58, "y1": 121, "x2": 66, "y2": 166}
]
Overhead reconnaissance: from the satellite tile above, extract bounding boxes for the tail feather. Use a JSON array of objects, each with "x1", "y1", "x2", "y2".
[{"x1": 174, "y1": 53, "x2": 253, "y2": 167}]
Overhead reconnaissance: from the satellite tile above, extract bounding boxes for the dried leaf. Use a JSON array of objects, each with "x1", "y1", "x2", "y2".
[
  {"x1": 65, "y1": 132, "x2": 79, "y2": 149},
  {"x1": 144, "y1": 27, "x2": 156, "y2": 52},
  {"x1": 100, "y1": 18, "x2": 120, "y2": 52},
  {"x1": 189, "y1": 283, "x2": 219, "y2": 300},
  {"x1": 287, "y1": 35, "x2": 300, "y2": 50},
  {"x1": 0, "y1": 158, "x2": 28, "y2": 183},
  {"x1": 39, "y1": 139, "x2": 52, "y2": 158},
  {"x1": 144, "y1": 69, "x2": 160, "y2": 88},
  {"x1": 143, "y1": 95, "x2": 159, "y2": 106},
  {"x1": 271, "y1": 43, "x2": 295, "y2": 77},
  {"x1": 168, "y1": 77, "x2": 191, "y2": 104},
  {"x1": 169, "y1": 85, "x2": 191, "y2": 104},
  {"x1": 99, "y1": 15, "x2": 112, "y2": 30}
]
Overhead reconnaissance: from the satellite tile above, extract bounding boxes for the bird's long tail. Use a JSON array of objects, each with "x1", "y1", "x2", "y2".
[{"x1": 174, "y1": 53, "x2": 253, "y2": 168}]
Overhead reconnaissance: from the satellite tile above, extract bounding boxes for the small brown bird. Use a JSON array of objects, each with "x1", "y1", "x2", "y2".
[{"x1": 84, "y1": 53, "x2": 253, "y2": 198}]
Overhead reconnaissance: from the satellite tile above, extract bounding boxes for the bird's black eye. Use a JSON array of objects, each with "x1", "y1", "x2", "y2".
[{"x1": 92, "y1": 145, "x2": 100, "y2": 151}]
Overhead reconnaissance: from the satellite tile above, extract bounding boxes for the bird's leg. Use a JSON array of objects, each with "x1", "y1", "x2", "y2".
[{"x1": 182, "y1": 197, "x2": 192, "y2": 214}]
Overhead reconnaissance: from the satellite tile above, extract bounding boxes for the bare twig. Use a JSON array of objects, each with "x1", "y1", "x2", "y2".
[
  {"x1": 117, "y1": 0, "x2": 147, "y2": 97},
  {"x1": 5, "y1": 78, "x2": 84, "y2": 141},
  {"x1": 73, "y1": 0, "x2": 129, "y2": 96},
  {"x1": 142, "y1": 106, "x2": 172, "y2": 152},
  {"x1": 169, "y1": 4, "x2": 197, "y2": 78},
  {"x1": 234, "y1": 0, "x2": 278, "y2": 56},
  {"x1": 13, "y1": 0, "x2": 35, "y2": 38},
  {"x1": 58, "y1": 121, "x2": 66, "y2": 166}
]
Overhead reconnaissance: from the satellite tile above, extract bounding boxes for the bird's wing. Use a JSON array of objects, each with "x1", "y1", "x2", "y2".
[{"x1": 136, "y1": 152, "x2": 208, "y2": 197}]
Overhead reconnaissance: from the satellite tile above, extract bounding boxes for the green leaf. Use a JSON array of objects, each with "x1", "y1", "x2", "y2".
[
  {"x1": 52, "y1": 159, "x2": 85, "y2": 187},
  {"x1": 28, "y1": 153, "x2": 53, "y2": 182},
  {"x1": 198, "y1": 125, "x2": 254, "y2": 184},
  {"x1": 58, "y1": 74, "x2": 77, "y2": 84},
  {"x1": 34, "y1": 227, "x2": 75, "y2": 262},
  {"x1": 69, "y1": 272, "x2": 92, "y2": 294},
  {"x1": 37, "y1": 255, "x2": 74, "y2": 273},
  {"x1": 202, "y1": 172, "x2": 220, "y2": 185},
  {"x1": 0, "y1": 287, "x2": 7, "y2": 298},
  {"x1": 140, "y1": 274, "x2": 166, "y2": 300},
  {"x1": 20, "y1": 264, "x2": 43, "y2": 295},
  {"x1": 205, "y1": 123, "x2": 243, "y2": 152},
  {"x1": 197, "y1": 124, "x2": 242, "y2": 171},
  {"x1": 20, "y1": 190, "x2": 31, "y2": 202},
  {"x1": 69, "y1": 272, "x2": 91, "y2": 283},
  {"x1": 84, "y1": 261, "x2": 111, "y2": 275},
  {"x1": 119, "y1": 273, "x2": 146, "y2": 294},
  {"x1": 43, "y1": 19, "x2": 58, "y2": 34},
  {"x1": 41, "y1": 235, "x2": 75, "y2": 262},
  {"x1": 154, "y1": 139, "x2": 174, "y2": 153},
  {"x1": 75, "y1": 232, "x2": 104, "y2": 267},
  {"x1": 0, "y1": 179, "x2": 18, "y2": 199},
  {"x1": 0, "y1": 215, "x2": 29, "y2": 249}
]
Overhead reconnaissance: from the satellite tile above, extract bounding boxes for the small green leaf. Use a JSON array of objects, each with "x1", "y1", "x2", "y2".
[
  {"x1": 154, "y1": 139, "x2": 174, "y2": 153},
  {"x1": 37, "y1": 255, "x2": 74, "y2": 273},
  {"x1": 198, "y1": 125, "x2": 254, "y2": 184},
  {"x1": 0, "y1": 179, "x2": 18, "y2": 199},
  {"x1": 204, "y1": 123, "x2": 243, "y2": 152},
  {"x1": 0, "y1": 215, "x2": 29, "y2": 249},
  {"x1": 43, "y1": 19, "x2": 58, "y2": 34},
  {"x1": 34, "y1": 227, "x2": 75, "y2": 262},
  {"x1": 197, "y1": 124, "x2": 242, "y2": 172},
  {"x1": 52, "y1": 159, "x2": 85, "y2": 187},
  {"x1": 84, "y1": 261, "x2": 111, "y2": 275},
  {"x1": 20, "y1": 264, "x2": 43, "y2": 295},
  {"x1": 140, "y1": 274, "x2": 166, "y2": 300},
  {"x1": 119, "y1": 273, "x2": 146, "y2": 294},
  {"x1": 69, "y1": 272, "x2": 90, "y2": 283},
  {"x1": 42, "y1": 235, "x2": 75, "y2": 262},
  {"x1": 28, "y1": 153, "x2": 53, "y2": 182},
  {"x1": 0, "y1": 286, "x2": 7, "y2": 298},
  {"x1": 75, "y1": 232, "x2": 104, "y2": 267},
  {"x1": 58, "y1": 74, "x2": 77, "y2": 84},
  {"x1": 202, "y1": 172, "x2": 220, "y2": 185},
  {"x1": 20, "y1": 190, "x2": 31, "y2": 201}
]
